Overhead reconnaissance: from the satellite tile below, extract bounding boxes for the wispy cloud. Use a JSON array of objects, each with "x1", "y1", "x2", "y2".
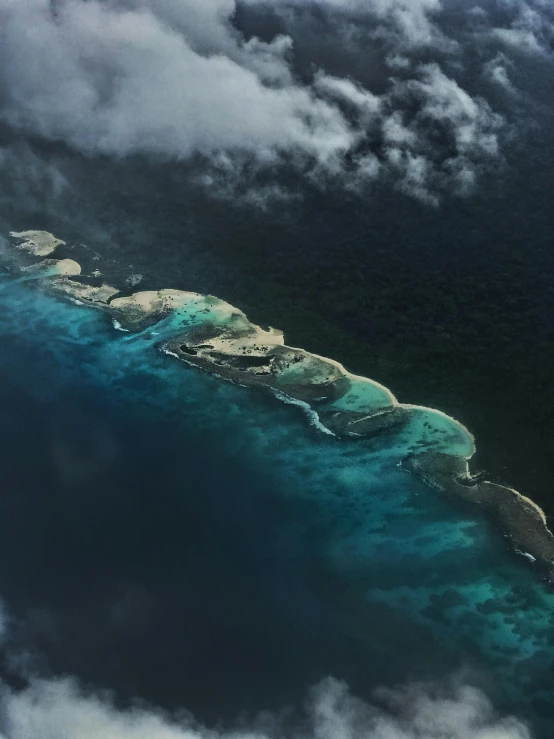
[{"x1": 0, "y1": 676, "x2": 533, "y2": 739}]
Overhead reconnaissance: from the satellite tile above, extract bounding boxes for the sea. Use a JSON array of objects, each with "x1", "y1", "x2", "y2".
[{"x1": 0, "y1": 268, "x2": 554, "y2": 736}]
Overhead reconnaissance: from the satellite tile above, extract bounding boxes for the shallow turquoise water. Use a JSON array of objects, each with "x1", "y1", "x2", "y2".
[
  {"x1": 318, "y1": 374, "x2": 393, "y2": 414},
  {"x1": 1, "y1": 274, "x2": 554, "y2": 734}
]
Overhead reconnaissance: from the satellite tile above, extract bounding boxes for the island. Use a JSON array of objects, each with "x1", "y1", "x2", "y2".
[{"x1": 5, "y1": 230, "x2": 554, "y2": 583}]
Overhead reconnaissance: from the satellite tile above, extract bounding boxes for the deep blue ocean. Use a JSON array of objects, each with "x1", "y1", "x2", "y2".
[{"x1": 1, "y1": 272, "x2": 554, "y2": 735}]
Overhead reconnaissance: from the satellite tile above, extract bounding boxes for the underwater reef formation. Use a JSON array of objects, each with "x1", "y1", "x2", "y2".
[{"x1": 5, "y1": 231, "x2": 554, "y2": 582}]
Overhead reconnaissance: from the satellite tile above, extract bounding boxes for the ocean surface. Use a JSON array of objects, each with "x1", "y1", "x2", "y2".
[{"x1": 1, "y1": 271, "x2": 554, "y2": 735}]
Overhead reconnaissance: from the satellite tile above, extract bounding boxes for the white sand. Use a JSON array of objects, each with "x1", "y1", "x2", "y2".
[
  {"x1": 207, "y1": 322, "x2": 284, "y2": 356},
  {"x1": 22, "y1": 258, "x2": 81, "y2": 278},
  {"x1": 51, "y1": 259, "x2": 81, "y2": 277},
  {"x1": 286, "y1": 344, "x2": 397, "y2": 405},
  {"x1": 52, "y1": 278, "x2": 120, "y2": 305},
  {"x1": 111, "y1": 291, "x2": 164, "y2": 312},
  {"x1": 112, "y1": 289, "x2": 203, "y2": 314},
  {"x1": 10, "y1": 230, "x2": 66, "y2": 256}
]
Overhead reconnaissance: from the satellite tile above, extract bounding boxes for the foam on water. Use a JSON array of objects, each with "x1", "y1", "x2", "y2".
[
  {"x1": 1, "y1": 271, "x2": 554, "y2": 734},
  {"x1": 270, "y1": 388, "x2": 337, "y2": 436}
]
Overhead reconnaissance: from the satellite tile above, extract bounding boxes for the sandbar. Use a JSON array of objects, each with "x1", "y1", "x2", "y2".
[
  {"x1": 51, "y1": 278, "x2": 120, "y2": 306},
  {"x1": 10, "y1": 230, "x2": 66, "y2": 256}
]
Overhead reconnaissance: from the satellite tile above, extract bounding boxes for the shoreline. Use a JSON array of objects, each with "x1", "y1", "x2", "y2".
[
  {"x1": 5, "y1": 231, "x2": 554, "y2": 583},
  {"x1": 403, "y1": 453, "x2": 554, "y2": 582}
]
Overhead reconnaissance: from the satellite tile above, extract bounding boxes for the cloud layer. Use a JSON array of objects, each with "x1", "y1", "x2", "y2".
[
  {"x1": 0, "y1": 0, "x2": 548, "y2": 202},
  {"x1": 0, "y1": 676, "x2": 533, "y2": 739},
  {"x1": 0, "y1": 0, "x2": 552, "y2": 204}
]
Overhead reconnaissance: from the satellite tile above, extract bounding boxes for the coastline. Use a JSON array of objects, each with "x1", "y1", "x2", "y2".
[
  {"x1": 10, "y1": 230, "x2": 66, "y2": 256},
  {"x1": 5, "y1": 231, "x2": 554, "y2": 583},
  {"x1": 403, "y1": 453, "x2": 554, "y2": 581}
]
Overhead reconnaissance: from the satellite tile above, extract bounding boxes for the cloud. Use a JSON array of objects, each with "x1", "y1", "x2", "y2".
[
  {"x1": 487, "y1": 0, "x2": 554, "y2": 56},
  {"x1": 0, "y1": 0, "x2": 353, "y2": 164},
  {"x1": 454, "y1": 0, "x2": 553, "y2": 59},
  {"x1": 483, "y1": 53, "x2": 517, "y2": 94},
  {"x1": 0, "y1": 676, "x2": 533, "y2": 739},
  {"x1": 0, "y1": 0, "x2": 551, "y2": 204},
  {"x1": 0, "y1": 144, "x2": 69, "y2": 219},
  {"x1": 244, "y1": 0, "x2": 450, "y2": 51},
  {"x1": 312, "y1": 60, "x2": 504, "y2": 201}
]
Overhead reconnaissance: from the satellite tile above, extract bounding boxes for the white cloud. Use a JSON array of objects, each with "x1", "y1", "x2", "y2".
[
  {"x1": 0, "y1": 676, "x2": 533, "y2": 739},
  {"x1": 474, "y1": 0, "x2": 554, "y2": 56},
  {"x1": 314, "y1": 74, "x2": 381, "y2": 119},
  {"x1": 0, "y1": 0, "x2": 354, "y2": 165},
  {"x1": 1, "y1": 0, "x2": 550, "y2": 204},
  {"x1": 483, "y1": 53, "x2": 517, "y2": 93},
  {"x1": 409, "y1": 64, "x2": 503, "y2": 158}
]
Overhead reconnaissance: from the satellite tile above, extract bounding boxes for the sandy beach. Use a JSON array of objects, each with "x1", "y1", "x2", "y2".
[
  {"x1": 10, "y1": 230, "x2": 66, "y2": 256},
  {"x1": 51, "y1": 278, "x2": 120, "y2": 306}
]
